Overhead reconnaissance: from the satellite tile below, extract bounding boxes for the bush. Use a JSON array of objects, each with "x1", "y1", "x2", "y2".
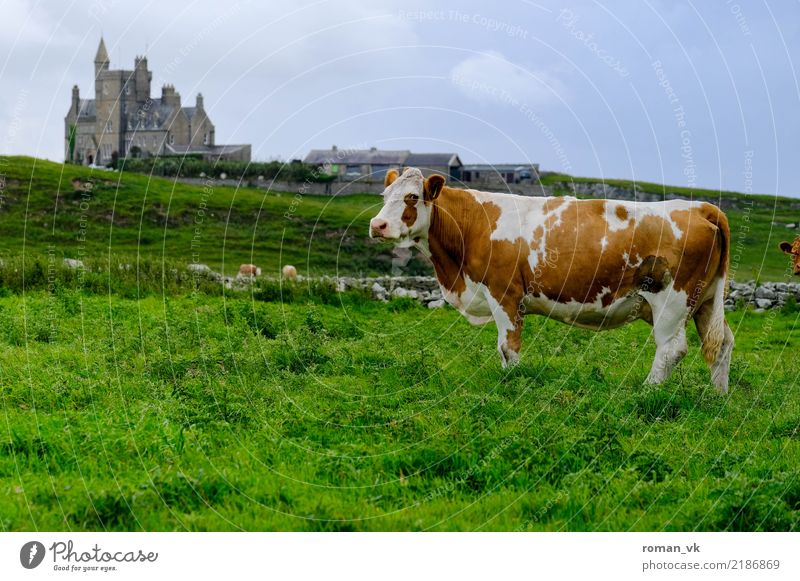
[{"x1": 120, "y1": 157, "x2": 335, "y2": 183}]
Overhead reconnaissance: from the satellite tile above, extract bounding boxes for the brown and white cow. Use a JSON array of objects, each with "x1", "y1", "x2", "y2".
[
  {"x1": 369, "y1": 168, "x2": 734, "y2": 393},
  {"x1": 238, "y1": 263, "x2": 261, "y2": 277},
  {"x1": 779, "y1": 237, "x2": 800, "y2": 275}
]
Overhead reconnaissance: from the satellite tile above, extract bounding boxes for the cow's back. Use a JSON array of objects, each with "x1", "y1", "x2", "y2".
[{"x1": 449, "y1": 191, "x2": 722, "y2": 308}]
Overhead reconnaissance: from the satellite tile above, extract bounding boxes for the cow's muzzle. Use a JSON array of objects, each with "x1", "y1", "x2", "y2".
[{"x1": 369, "y1": 218, "x2": 389, "y2": 238}]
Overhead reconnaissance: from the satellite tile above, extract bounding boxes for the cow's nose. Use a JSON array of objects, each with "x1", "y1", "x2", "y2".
[{"x1": 370, "y1": 218, "x2": 388, "y2": 236}]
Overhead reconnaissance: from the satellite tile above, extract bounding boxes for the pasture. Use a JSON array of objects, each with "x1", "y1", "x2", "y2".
[
  {"x1": 0, "y1": 156, "x2": 798, "y2": 280},
  {"x1": 0, "y1": 156, "x2": 799, "y2": 531},
  {"x1": 0, "y1": 282, "x2": 798, "y2": 531}
]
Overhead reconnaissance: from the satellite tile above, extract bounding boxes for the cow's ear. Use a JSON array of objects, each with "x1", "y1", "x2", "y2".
[
  {"x1": 780, "y1": 241, "x2": 794, "y2": 254},
  {"x1": 424, "y1": 174, "x2": 445, "y2": 201},
  {"x1": 384, "y1": 169, "x2": 399, "y2": 187}
]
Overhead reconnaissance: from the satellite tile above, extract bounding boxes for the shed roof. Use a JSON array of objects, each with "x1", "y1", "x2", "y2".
[
  {"x1": 304, "y1": 148, "x2": 462, "y2": 167},
  {"x1": 304, "y1": 148, "x2": 410, "y2": 165},
  {"x1": 406, "y1": 152, "x2": 461, "y2": 167}
]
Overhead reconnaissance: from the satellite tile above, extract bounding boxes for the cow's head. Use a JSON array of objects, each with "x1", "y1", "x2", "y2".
[
  {"x1": 780, "y1": 236, "x2": 800, "y2": 275},
  {"x1": 369, "y1": 167, "x2": 445, "y2": 247}
]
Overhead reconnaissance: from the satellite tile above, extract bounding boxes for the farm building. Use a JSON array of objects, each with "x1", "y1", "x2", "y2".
[
  {"x1": 303, "y1": 146, "x2": 463, "y2": 181},
  {"x1": 460, "y1": 163, "x2": 540, "y2": 187}
]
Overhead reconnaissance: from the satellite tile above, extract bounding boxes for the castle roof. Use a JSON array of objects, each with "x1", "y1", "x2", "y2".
[
  {"x1": 166, "y1": 143, "x2": 249, "y2": 157},
  {"x1": 77, "y1": 99, "x2": 96, "y2": 120}
]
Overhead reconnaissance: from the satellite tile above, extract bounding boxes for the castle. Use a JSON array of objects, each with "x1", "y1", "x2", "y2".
[{"x1": 65, "y1": 38, "x2": 250, "y2": 166}]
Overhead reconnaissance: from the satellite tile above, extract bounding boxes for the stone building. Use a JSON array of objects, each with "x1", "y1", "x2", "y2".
[
  {"x1": 303, "y1": 146, "x2": 463, "y2": 181},
  {"x1": 65, "y1": 38, "x2": 250, "y2": 166}
]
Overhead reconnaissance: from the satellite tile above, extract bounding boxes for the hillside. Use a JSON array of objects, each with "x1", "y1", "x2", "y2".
[
  {"x1": 0, "y1": 156, "x2": 421, "y2": 277},
  {"x1": 0, "y1": 156, "x2": 796, "y2": 280}
]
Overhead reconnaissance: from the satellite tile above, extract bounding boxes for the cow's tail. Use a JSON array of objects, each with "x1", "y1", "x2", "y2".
[{"x1": 698, "y1": 203, "x2": 730, "y2": 366}]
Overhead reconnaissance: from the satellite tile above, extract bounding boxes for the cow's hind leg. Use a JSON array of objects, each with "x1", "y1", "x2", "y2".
[
  {"x1": 643, "y1": 287, "x2": 690, "y2": 384},
  {"x1": 693, "y1": 278, "x2": 734, "y2": 393}
]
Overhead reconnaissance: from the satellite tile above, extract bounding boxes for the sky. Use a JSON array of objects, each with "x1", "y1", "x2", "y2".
[{"x1": 1, "y1": 0, "x2": 799, "y2": 196}]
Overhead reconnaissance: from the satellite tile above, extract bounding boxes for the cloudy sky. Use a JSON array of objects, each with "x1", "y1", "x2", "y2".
[{"x1": 2, "y1": 0, "x2": 799, "y2": 196}]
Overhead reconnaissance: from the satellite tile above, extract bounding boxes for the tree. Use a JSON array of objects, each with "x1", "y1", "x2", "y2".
[{"x1": 67, "y1": 125, "x2": 77, "y2": 163}]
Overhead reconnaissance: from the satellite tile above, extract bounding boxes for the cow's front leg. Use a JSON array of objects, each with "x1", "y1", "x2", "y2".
[{"x1": 489, "y1": 296, "x2": 523, "y2": 368}]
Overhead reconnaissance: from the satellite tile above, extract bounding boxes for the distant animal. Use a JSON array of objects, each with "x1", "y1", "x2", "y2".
[
  {"x1": 370, "y1": 168, "x2": 733, "y2": 393},
  {"x1": 238, "y1": 264, "x2": 261, "y2": 277},
  {"x1": 282, "y1": 264, "x2": 298, "y2": 279},
  {"x1": 779, "y1": 237, "x2": 800, "y2": 275}
]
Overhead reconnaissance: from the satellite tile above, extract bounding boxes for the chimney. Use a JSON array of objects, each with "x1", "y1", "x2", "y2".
[
  {"x1": 72, "y1": 85, "x2": 80, "y2": 114},
  {"x1": 196, "y1": 92, "x2": 204, "y2": 110},
  {"x1": 134, "y1": 55, "x2": 151, "y2": 99},
  {"x1": 331, "y1": 145, "x2": 337, "y2": 152},
  {"x1": 161, "y1": 84, "x2": 180, "y2": 106}
]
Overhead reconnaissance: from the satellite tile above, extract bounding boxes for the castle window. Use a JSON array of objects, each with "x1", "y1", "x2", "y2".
[
  {"x1": 125, "y1": 84, "x2": 131, "y2": 95},
  {"x1": 106, "y1": 120, "x2": 112, "y2": 132},
  {"x1": 203, "y1": 133, "x2": 209, "y2": 145},
  {"x1": 169, "y1": 133, "x2": 174, "y2": 145}
]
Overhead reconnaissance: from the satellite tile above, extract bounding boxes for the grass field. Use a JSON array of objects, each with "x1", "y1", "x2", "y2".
[
  {"x1": 0, "y1": 156, "x2": 429, "y2": 277},
  {"x1": 1, "y1": 156, "x2": 799, "y2": 532},
  {"x1": 1, "y1": 285, "x2": 798, "y2": 531},
  {"x1": 1, "y1": 155, "x2": 798, "y2": 280}
]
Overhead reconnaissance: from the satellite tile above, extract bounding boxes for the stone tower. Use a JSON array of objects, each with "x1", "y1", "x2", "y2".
[{"x1": 93, "y1": 37, "x2": 124, "y2": 163}]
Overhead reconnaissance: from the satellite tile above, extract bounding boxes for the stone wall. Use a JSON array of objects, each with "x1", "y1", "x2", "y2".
[
  {"x1": 726, "y1": 281, "x2": 799, "y2": 311},
  {"x1": 177, "y1": 177, "x2": 386, "y2": 196},
  {"x1": 194, "y1": 264, "x2": 799, "y2": 311},
  {"x1": 547, "y1": 180, "x2": 800, "y2": 211},
  {"x1": 174, "y1": 176, "x2": 797, "y2": 212}
]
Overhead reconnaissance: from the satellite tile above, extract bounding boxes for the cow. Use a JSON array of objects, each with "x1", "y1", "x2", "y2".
[
  {"x1": 238, "y1": 263, "x2": 261, "y2": 277},
  {"x1": 369, "y1": 168, "x2": 734, "y2": 393},
  {"x1": 282, "y1": 264, "x2": 298, "y2": 280},
  {"x1": 779, "y1": 237, "x2": 800, "y2": 275}
]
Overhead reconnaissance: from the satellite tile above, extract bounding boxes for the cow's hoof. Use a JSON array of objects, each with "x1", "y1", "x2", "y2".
[{"x1": 500, "y1": 349, "x2": 520, "y2": 369}]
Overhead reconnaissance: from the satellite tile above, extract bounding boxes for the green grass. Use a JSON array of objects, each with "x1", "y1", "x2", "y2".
[
  {"x1": 1, "y1": 287, "x2": 798, "y2": 531},
  {"x1": 0, "y1": 155, "x2": 797, "y2": 280},
  {"x1": 0, "y1": 156, "x2": 426, "y2": 277},
  {"x1": 1, "y1": 155, "x2": 799, "y2": 531}
]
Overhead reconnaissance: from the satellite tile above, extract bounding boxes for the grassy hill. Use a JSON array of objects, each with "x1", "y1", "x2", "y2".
[
  {"x1": 0, "y1": 156, "x2": 797, "y2": 280},
  {"x1": 0, "y1": 156, "x2": 417, "y2": 277}
]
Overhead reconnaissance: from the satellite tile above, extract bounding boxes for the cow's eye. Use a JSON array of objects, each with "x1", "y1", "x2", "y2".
[{"x1": 407, "y1": 193, "x2": 419, "y2": 203}]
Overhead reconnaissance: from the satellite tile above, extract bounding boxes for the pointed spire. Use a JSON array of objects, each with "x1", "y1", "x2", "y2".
[{"x1": 95, "y1": 37, "x2": 109, "y2": 64}]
